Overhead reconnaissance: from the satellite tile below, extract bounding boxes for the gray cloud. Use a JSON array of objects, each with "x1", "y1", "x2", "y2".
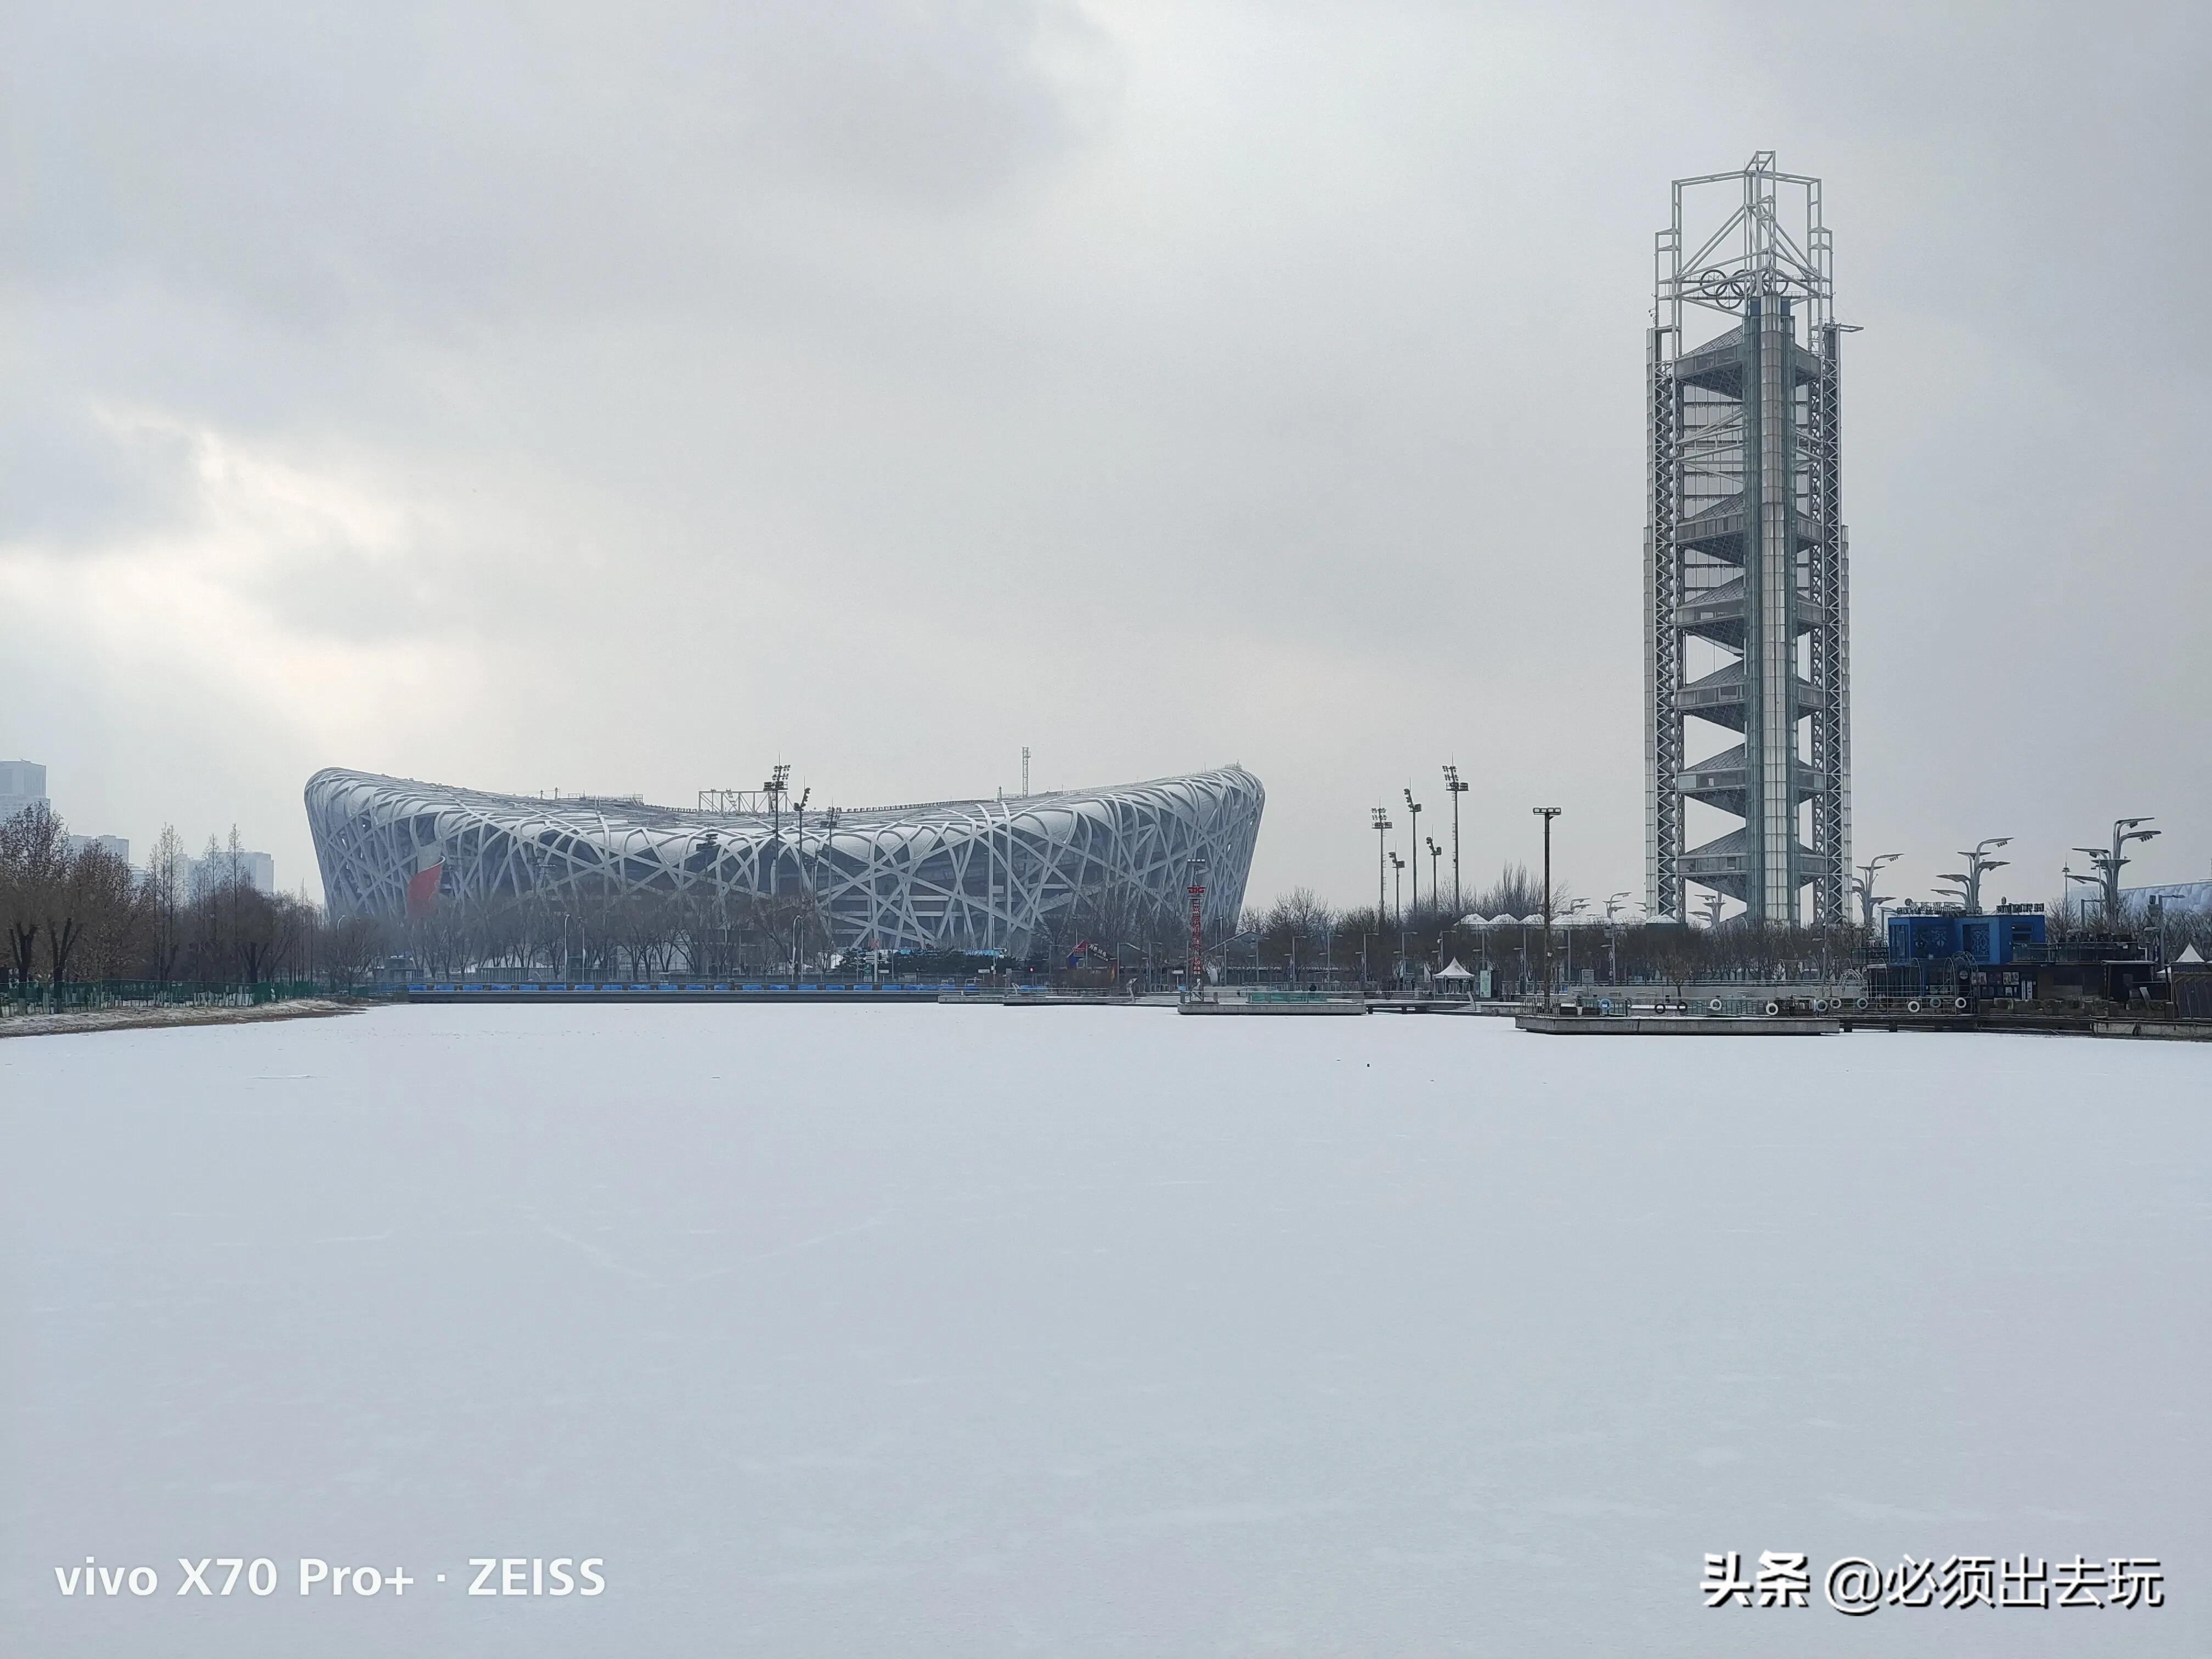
[{"x1": 1, "y1": 0, "x2": 2206, "y2": 911}]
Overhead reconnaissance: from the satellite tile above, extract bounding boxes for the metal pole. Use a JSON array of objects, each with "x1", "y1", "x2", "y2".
[
  {"x1": 1533, "y1": 807, "x2": 1561, "y2": 1011},
  {"x1": 1403, "y1": 788, "x2": 1421, "y2": 921},
  {"x1": 1372, "y1": 808, "x2": 1392, "y2": 927},
  {"x1": 1444, "y1": 764, "x2": 1466, "y2": 917},
  {"x1": 1186, "y1": 865, "x2": 1207, "y2": 1001},
  {"x1": 1391, "y1": 853, "x2": 1405, "y2": 981}
]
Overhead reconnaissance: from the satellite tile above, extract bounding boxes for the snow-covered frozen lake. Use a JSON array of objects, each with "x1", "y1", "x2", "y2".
[{"x1": 4, "y1": 1005, "x2": 2206, "y2": 1656}]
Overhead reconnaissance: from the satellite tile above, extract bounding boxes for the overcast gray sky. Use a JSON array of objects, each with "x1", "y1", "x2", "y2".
[{"x1": 4, "y1": 0, "x2": 2207, "y2": 912}]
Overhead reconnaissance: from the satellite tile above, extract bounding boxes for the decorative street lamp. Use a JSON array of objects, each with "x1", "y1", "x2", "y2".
[
  {"x1": 2070, "y1": 817, "x2": 2159, "y2": 925},
  {"x1": 1854, "y1": 851, "x2": 1901, "y2": 933},
  {"x1": 1934, "y1": 837, "x2": 2010, "y2": 914}
]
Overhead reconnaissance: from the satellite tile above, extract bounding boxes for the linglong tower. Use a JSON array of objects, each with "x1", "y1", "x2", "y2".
[{"x1": 1645, "y1": 153, "x2": 1850, "y2": 926}]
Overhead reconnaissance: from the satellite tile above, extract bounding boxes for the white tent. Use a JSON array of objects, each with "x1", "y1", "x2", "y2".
[{"x1": 1435, "y1": 958, "x2": 1476, "y2": 979}]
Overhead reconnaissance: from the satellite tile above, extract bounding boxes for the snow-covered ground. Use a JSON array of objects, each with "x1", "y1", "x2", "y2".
[
  {"x1": 3, "y1": 1006, "x2": 2205, "y2": 1656},
  {"x1": 0, "y1": 998, "x2": 359, "y2": 1039}
]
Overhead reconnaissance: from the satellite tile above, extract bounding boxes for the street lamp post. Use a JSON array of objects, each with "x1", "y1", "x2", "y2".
[
  {"x1": 1532, "y1": 807, "x2": 1561, "y2": 1011},
  {"x1": 1185, "y1": 854, "x2": 1209, "y2": 1002},
  {"x1": 1443, "y1": 764, "x2": 1468, "y2": 917},
  {"x1": 1561, "y1": 897, "x2": 1589, "y2": 989},
  {"x1": 1390, "y1": 853, "x2": 1406, "y2": 982},
  {"x1": 1403, "y1": 788, "x2": 1423, "y2": 920},
  {"x1": 2062, "y1": 861, "x2": 2101, "y2": 924},
  {"x1": 1425, "y1": 836, "x2": 1443, "y2": 967}
]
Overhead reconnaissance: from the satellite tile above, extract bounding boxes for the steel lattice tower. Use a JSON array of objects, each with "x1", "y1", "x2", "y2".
[{"x1": 1644, "y1": 153, "x2": 1850, "y2": 927}]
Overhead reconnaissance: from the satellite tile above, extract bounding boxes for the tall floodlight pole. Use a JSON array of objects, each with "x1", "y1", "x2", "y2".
[
  {"x1": 1646, "y1": 154, "x2": 1850, "y2": 927},
  {"x1": 790, "y1": 786, "x2": 811, "y2": 975},
  {"x1": 1372, "y1": 807, "x2": 1392, "y2": 923},
  {"x1": 1426, "y1": 837, "x2": 1442, "y2": 922},
  {"x1": 1533, "y1": 806, "x2": 1561, "y2": 1011},
  {"x1": 1443, "y1": 764, "x2": 1468, "y2": 916},
  {"x1": 764, "y1": 763, "x2": 791, "y2": 898},
  {"x1": 1403, "y1": 788, "x2": 1423, "y2": 919}
]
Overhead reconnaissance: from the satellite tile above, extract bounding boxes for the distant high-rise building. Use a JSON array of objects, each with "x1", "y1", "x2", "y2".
[
  {"x1": 1644, "y1": 154, "x2": 1852, "y2": 927},
  {"x1": 66, "y1": 833, "x2": 131, "y2": 864},
  {"x1": 184, "y1": 850, "x2": 277, "y2": 899},
  {"x1": 0, "y1": 760, "x2": 48, "y2": 825}
]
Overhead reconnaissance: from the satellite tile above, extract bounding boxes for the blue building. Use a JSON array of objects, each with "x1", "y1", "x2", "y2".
[{"x1": 1886, "y1": 906, "x2": 2047, "y2": 967}]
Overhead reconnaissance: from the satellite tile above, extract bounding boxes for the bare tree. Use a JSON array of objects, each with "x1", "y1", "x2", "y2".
[
  {"x1": 71, "y1": 844, "x2": 146, "y2": 982},
  {"x1": 1, "y1": 802, "x2": 67, "y2": 995},
  {"x1": 234, "y1": 887, "x2": 312, "y2": 983},
  {"x1": 38, "y1": 837, "x2": 136, "y2": 988},
  {"x1": 754, "y1": 890, "x2": 827, "y2": 977},
  {"x1": 145, "y1": 823, "x2": 187, "y2": 983}
]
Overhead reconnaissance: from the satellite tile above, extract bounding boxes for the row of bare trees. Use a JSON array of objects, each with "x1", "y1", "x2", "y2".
[
  {"x1": 1, "y1": 805, "x2": 320, "y2": 995},
  {"x1": 381, "y1": 883, "x2": 838, "y2": 981},
  {"x1": 1241, "y1": 865, "x2": 1573, "y2": 984},
  {"x1": 32, "y1": 797, "x2": 2195, "y2": 999},
  {"x1": 1233, "y1": 865, "x2": 1937, "y2": 990},
  {"x1": 379, "y1": 874, "x2": 1204, "y2": 983}
]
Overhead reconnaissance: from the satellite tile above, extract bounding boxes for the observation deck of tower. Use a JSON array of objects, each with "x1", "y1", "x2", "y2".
[{"x1": 1644, "y1": 153, "x2": 1851, "y2": 927}]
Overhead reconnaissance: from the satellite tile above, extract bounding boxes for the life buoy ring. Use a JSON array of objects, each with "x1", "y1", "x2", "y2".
[
  {"x1": 1954, "y1": 996, "x2": 1969, "y2": 1012},
  {"x1": 1709, "y1": 998, "x2": 1723, "y2": 1014},
  {"x1": 1906, "y1": 999, "x2": 1923, "y2": 1013},
  {"x1": 1764, "y1": 1000, "x2": 1780, "y2": 1016},
  {"x1": 1854, "y1": 997, "x2": 1868, "y2": 1011}
]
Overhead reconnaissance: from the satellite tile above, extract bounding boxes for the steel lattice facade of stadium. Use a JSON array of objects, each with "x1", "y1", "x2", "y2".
[{"x1": 304, "y1": 766, "x2": 1264, "y2": 953}]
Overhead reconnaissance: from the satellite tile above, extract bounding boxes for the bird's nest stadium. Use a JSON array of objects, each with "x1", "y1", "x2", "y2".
[{"x1": 304, "y1": 766, "x2": 1263, "y2": 954}]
